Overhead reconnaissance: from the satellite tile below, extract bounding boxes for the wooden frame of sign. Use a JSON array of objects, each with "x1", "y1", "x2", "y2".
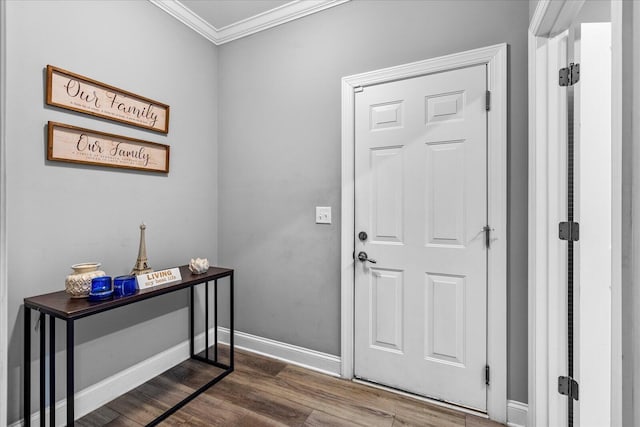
[
  {"x1": 46, "y1": 65, "x2": 170, "y2": 134},
  {"x1": 47, "y1": 121, "x2": 170, "y2": 173}
]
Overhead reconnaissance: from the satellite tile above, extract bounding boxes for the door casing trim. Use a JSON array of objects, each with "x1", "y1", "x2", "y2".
[
  {"x1": 340, "y1": 43, "x2": 508, "y2": 422},
  {"x1": 528, "y1": 1, "x2": 623, "y2": 426}
]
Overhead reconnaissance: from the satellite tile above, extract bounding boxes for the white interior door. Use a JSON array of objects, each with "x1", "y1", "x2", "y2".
[{"x1": 354, "y1": 64, "x2": 488, "y2": 411}]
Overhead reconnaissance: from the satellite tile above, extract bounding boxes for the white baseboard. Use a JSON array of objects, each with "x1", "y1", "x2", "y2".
[
  {"x1": 12, "y1": 328, "x2": 341, "y2": 426},
  {"x1": 217, "y1": 327, "x2": 341, "y2": 377},
  {"x1": 507, "y1": 400, "x2": 528, "y2": 427},
  {"x1": 12, "y1": 330, "x2": 213, "y2": 427}
]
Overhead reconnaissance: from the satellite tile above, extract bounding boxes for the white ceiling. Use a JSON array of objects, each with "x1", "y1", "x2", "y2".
[
  {"x1": 180, "y1": 0, "x2": 291, "y2": 29},
  {"x1": 150, "y1": 0, "x2": 349, "y2": 45}
]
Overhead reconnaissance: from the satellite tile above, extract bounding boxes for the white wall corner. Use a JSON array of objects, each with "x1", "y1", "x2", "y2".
[
  {"x1": 148, "y1": 0, "x2": 350, "y2": 46},
  {"x1": 148, "y1": 0, "x2": 218, "y2": 44},
  {"x1": 507, "y1": 400, "x2": 529, "y2": 427}
]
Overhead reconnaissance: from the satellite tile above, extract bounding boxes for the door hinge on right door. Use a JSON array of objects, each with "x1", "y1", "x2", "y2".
[
  {"x1": 558, "y1": 376, "x2": 579, "y2": 400},
  {"x1": 483, "y1": 226, "x2": 492, "y2": 248},
  {"x1": 559, "y1": 221, "x2": 580, "y2": 241},
  {"x1": 559, "y1": 63, "x2": 580, "y2": 86},
  {"x1": 485, "y1": 90, "x2": 491, "y2": 111}
]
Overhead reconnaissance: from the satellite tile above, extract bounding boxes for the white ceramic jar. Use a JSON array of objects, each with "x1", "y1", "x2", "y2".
[{"x1": 65, "y1": 262, "x2": 106, "y2": 298}]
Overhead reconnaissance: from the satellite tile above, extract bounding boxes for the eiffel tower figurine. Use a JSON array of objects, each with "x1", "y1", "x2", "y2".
[{"x1": 131, "y1": 223, "x2": 152, "y2": 275}]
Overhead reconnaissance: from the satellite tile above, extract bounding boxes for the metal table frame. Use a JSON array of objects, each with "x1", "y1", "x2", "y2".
[{"x1": 23, "y1": 265, "x2": 234, "y2": 426}]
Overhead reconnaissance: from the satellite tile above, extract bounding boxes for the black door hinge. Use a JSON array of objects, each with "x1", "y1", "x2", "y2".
[
  {"x1": 559, "y1": 221, "x2": 580, "y2": 241},
  {"x1": 485, "y1": 365, "x2": 490, "y2": 386},
  {"x1": 558, "y1": 376, "x2": 579, "y2": 400},
  {"x1": 483, "y1": 226, "x2": 492, "y2": 249},
  {"x1": 485, "y1": 91, "x2": 491, "y2": 111},
  {"x1": 559, "y1": 63, "x2": 580, "y2": 86}
]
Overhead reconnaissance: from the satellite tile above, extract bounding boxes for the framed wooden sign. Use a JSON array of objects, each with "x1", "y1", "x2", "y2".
[
  {"x1": 47, "y1": 122, "x2": 170, "y2": 173},
  {"x1": 46, "y1": 65, "x2": 170, "y2": 133}
]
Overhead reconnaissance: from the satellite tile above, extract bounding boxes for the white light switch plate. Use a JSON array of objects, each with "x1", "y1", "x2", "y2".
[{"x1": 316, "y1": 206, "x2": 331, "y2": 224}]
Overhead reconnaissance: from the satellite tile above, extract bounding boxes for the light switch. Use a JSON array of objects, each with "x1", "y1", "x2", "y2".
[{"x1": 316, "y1": 206, "x2": 332, "y2": 224}]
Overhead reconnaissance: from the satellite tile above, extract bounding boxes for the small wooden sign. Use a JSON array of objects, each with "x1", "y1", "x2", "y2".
[
  {"x1": 46, "y1": 65, "x2": 170, "y2": 133},
  {"x1": 47, "y1": 121, "x2": 170, "y2": 173},
  {"x1": 137, "y1": 268, "x2": 182, "y2": 289}
]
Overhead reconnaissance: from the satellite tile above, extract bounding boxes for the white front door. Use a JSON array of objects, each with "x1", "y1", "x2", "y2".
[{"x1": 354, "y1": 64, "x2": 488, "y2": 411}]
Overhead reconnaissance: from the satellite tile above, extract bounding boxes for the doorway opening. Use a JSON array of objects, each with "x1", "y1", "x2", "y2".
[{"x1": 528, "y1": 1, "x2": 618, "y2": 426}]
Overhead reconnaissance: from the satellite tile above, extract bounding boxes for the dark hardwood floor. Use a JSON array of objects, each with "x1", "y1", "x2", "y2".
[{"x1": 77, "y1": 347, "x2": 505, "y2": 426}]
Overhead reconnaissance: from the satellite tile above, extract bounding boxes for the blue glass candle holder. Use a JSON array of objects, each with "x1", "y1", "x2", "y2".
[
  {"x1": 89, "y1": 276, "x2": 113, "y2": 301},
  {"x1": 114, "y1": 275, "x2": 137, "y2": 297}
]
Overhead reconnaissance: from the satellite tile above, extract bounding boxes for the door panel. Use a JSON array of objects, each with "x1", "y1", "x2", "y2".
[
  {"x1": 370, "y1": 268, "x2": 404, "y2": 352},
  {"x1": 426, "y1": 141, "x2": 466, "y2": 246},
  {"x1": 354, "y1": 64, "x2": 488, "y2": 411},
  {"x1": 371, "y1": 147, "x2": 404, "y2": 243},
  {"x1": 425, "y1": 273, "x2": 465, "y2": 365}
]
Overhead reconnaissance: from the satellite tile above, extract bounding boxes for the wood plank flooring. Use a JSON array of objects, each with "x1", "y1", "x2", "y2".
[{"x1": 77, "y1": 347, "x2": 505, "y2": 426}]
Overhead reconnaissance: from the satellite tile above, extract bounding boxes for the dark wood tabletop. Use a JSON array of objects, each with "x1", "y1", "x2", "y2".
[{"x1": 24, "y1": 265, "x2": 233, "y2": 320}]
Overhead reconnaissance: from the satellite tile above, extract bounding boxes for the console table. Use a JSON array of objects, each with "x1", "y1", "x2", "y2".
[{"x1": 23, "y1": 265, "x2": 234, "y2": 426}]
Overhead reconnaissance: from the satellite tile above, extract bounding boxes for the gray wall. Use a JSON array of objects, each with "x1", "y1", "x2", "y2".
[
  {"x1": 5, "y1": 1, "x2": 218, "y2": 423},
  {"x1": 218, "y1": 0, "x2": 529, "y2": 403}
]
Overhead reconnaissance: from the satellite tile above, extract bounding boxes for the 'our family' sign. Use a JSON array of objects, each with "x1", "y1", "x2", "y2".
[
  {"x1": 46, "y1": 65, "x2": 170, "y2": 133},
  {"x1": 47, "y1": 122, "x2": 170, "y2": 173}
]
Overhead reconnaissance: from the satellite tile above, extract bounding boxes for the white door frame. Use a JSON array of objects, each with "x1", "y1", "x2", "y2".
[
  {"x1": 340, "y1": 43, "x2": 508, "y2": 422},
  {"x1": 527, "y1": 1, "x2": 622, "y2": 426},
  {"x1": 0, "y1": 0, "x2": 8, "y2": 423}
]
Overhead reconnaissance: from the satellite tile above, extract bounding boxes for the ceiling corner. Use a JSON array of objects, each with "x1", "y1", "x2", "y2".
[
  {"x1": 149, "y1": 0, "x2": 350, "y2": 46},
  {"x1": 215, "y1": 0, "x2": 350, "y2": 45},
  {"x1": 149, "y1": 0, "x2": 221, "y2": 45}
]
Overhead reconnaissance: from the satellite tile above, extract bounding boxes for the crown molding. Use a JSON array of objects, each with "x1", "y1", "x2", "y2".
[
  {"x1": 214, "y1": 0, "x2": 350, "y2": 44},
  {"x1": 149, "y1": 0, "x2": 219, "y2": 43},
  {"x1": 149, "y1": 0, "x2": 350, "y2": 45}
]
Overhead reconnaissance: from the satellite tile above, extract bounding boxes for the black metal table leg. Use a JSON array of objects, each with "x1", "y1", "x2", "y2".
[
  {"x1": 39, "y1": 312, "x2": 45, "y2": 427},
  {"x1": 214, "y1": 279, "x2": 218, "y2": 362},
  {"x1": 147, "y1": 272, "x2": 235, "y2": 426},
  {"x1": 230, "y1": 273, "x2": 234, "y2": 368},
  {"x1": 205, "y1": 281, "x2": 209, "y2": 360},
  {"x1": 190, "y1": 287, "x2": 194, "y2": 357},
  {"x1": 66, "y1": 320, "x2": 74, "y2": 426},
  {"x1": 49, "y1": 316, "x2": 55, "y2": 427},
  {"x1": 24, "y1": 307, "x2": 31, "y2": 427}
]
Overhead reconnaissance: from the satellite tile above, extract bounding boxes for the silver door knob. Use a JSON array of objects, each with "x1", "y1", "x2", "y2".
[{"x1": 357, "y1": 251, "x2": 377, "y2": 263}]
